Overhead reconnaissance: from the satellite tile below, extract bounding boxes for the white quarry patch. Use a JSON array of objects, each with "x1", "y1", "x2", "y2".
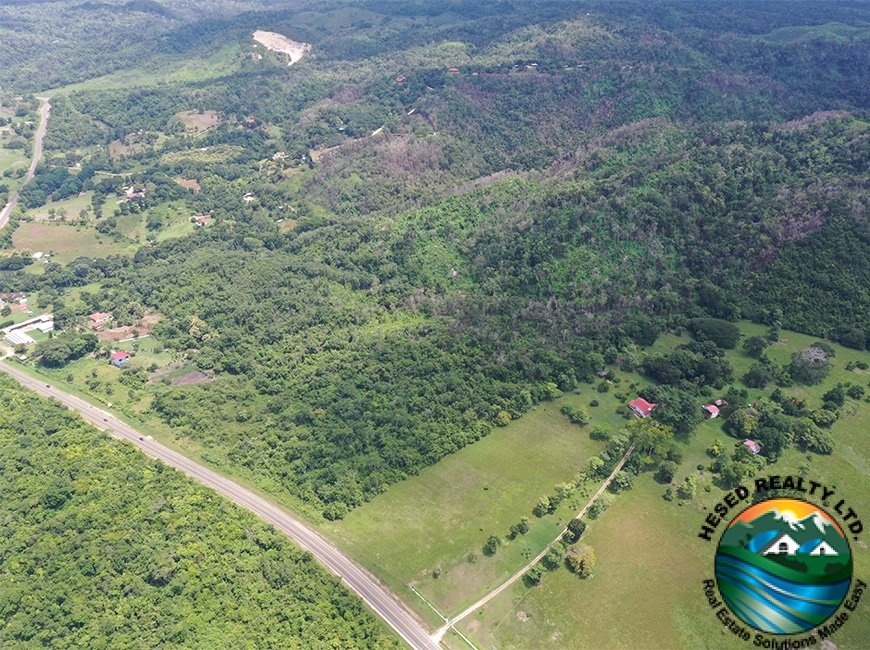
[{"x1": 252, "y1": 30, "x2": 311, "y2": 66}]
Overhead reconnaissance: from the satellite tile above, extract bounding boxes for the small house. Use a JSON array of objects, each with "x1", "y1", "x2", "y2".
[
  {"x1": 90, "y1": 312, "x2": 111, "y2": 331},
  {"x1": 809, "y1": 541, "x2": 838, "y2": 557},
  {"x1": 702, "y1": 403, "x2": 720, "y2": 418},
  {"x1": 111, "y1": 351, "x2": 131, "y2": 367},
  {"x1": 743, "y1": 439, "x2": 762, "y2": 455},
  {"x1": 194, "y1": 214, "x2": 212, "y2": 227},
  {"x1": 448, "y1": 67, "x2": 459, "y2": 72},
  {"x1": 762, "y1": 532, "x2": 800, "y2": 556},
  {"x1": 629, "y1": 398, "x2": 657, "y2": 418}
]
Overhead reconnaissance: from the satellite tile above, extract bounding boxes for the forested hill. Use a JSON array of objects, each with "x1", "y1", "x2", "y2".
[
  {"x1": 1, "y1": 0, "x2": 870, "y2": 518},
  {"x1": 10, "y1": 113, "x2": 869, "y2": 517}
]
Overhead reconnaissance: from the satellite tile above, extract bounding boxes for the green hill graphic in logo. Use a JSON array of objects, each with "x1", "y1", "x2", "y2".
[{"x1": 715, "y1": 497, "x2": 852, "y2": 634}]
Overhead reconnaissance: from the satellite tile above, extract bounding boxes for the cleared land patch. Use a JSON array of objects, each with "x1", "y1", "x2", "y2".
[
  {"x1": 253, "y1": 30, "x2": 312, "y2": 66},
  {"x1": 11, "y1": 222, "x2": 132, "y2": 264},
  {"x1": 175, "y1": 110, "x2": 223, "y2": 132},
  {"x1": 461, "y1": 322, "x2": 870, "y2": 649},
  {"x1": 325, "y1": 391, "x2": 633, "y2": 619}
]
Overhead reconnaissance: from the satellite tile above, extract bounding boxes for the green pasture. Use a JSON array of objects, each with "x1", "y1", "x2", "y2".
[
  {"x1": 463, "y1": 322, "x2": 870, "y2": 649},
  {"x1": 324, "y1": 383, "x2": 652, "y2": 621},
  {"x1": 330, "y1": 321, "x2": 870, "y2": 647},
  {"x1": 24, "y1": 190, "x2": 94, "y2": 221},
  {"x1": 12, "y1": 221, "x2": 133, "y2": 266},
  {"x1": 35, "y1": 335, "x2": 175, "y2": 413},
  {"x1": 474, "y1": 449, "x2": 870, "y2": 650},
  {"x1": 47, "y1": 42, "x2": 244, "y2": 95},
  {"x1": 0, "y1": 146, "x2": 29, "y2": 179},
  {"x1": 155, "y1": 217, "x2": 195, "y2": 242}
]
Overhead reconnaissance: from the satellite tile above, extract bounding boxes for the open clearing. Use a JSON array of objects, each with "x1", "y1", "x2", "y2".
[
  {"x1": 462, "y1": 323, "x2": 870, "y2": 649},
  {"x1": 175, "y1": 110, "x2": 223, "y2": 132},
  {"x1": 11, "y1": 222, "x2": 132, "y2": 265},
  {"x1": 252, "y1": 30, "x2": 312, "y2": 65},
  {"x1": 329, "y1": 321, "x2": 870, "y2": 649},
  {"x1": 97, "y1": 314, "x2": 161, "y2": 342},
  {"x1": 324, "y1": 388, "x2": 643, "y2": 622}
]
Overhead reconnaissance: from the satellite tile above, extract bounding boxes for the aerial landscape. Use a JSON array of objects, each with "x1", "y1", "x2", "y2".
[{"x1": 1, "y1": 0, "x2": 869, "y2": 648}]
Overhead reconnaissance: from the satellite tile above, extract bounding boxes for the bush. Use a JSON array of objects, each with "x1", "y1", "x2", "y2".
[
  {"x1": 565, "y1": 519, "x2": 586, "y2": 543},
  {"x1": 483, "y1": 534, "x2": 502, "y2": 557},
  {"x1": 690, "y1": 318, "x2": 741, "y2": 349},
  {"x1": 588, "y1": 493, "x2": 614, "y2": 519},
  {"x1": 847, "y1": 384, "x2": 865, "y2": 400},
  {"x1": 525, "y1": 564, "x2": 544, "y2": 586},
  {"x1": 566, "y1": 545, "x2": 596, "y2": 577},
  {"x1": 822, "y1": 386, "x2": 845, "y2": 407}
]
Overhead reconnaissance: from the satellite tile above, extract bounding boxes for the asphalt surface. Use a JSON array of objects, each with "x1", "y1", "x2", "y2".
[
  {"x1": 0, "y1": 98, "x2": 50, "y2": 229},
  {"x1": 0, "y1": 361, "x2": 440, "y2": 650}
]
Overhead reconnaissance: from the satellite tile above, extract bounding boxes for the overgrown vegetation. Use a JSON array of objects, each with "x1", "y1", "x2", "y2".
[{"x1": 0, "y1": 375, "x2": 399, "y2": 649}]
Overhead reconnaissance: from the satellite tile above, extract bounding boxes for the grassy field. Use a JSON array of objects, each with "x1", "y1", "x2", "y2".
[
  {"x1": 23, "y1": 191, "x2": 95, "y2": 221},
  {"x1": 12, "y1": 221, "x2": 133, "y2": 265},
  {"x1": 464, "y1": 323, "x2": 870, "y2": 650},
  {"x1": 324, "y1": 383, "x2": 650, "y2": 623},
  {"x1": 327, "y1": 321, "x2": 870, "y2": 649},
  {"x1": 0, "y1": 146, "x2": 28, "y2": 178}
]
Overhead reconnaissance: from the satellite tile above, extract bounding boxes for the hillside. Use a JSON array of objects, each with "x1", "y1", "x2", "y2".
[{"x1": 1, "y1": 1, "x2": 870, "y2": 648}]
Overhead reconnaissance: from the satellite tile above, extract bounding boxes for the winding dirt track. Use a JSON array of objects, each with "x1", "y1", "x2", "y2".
[
  {"x1": 0, "y1": 97, "x2": 50, "y2": 229},
  {"x1": 0, "y1": 361, "x2": 440, "y2": 650}
]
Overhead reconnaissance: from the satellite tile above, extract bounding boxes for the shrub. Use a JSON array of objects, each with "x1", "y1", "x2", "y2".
[
  {"x1": 847, "y1": 384, "x2": 865, "y2": 400},
  {"x1": 690, "y1": 318, "x2": 741, "y2": 349},
  {"x1": 588, "y1": 493, "x2": 614, "y2": 519},
  {"x1": 566, "y1": 545, "x2": 596, "y2": 577},
  {"x1": 483, "y1": 535, "x2": 502, "y2": 557}
]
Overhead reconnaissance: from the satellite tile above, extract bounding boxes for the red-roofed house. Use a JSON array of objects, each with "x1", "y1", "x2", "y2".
[
  {"x1": 743, "y1": 439, "x2": 762, "y2": 455},
  {"x1": 90, "y1": 312, "x2": 111, "y2": 331},
  {"x1": 448, "y1": 67, "x2": 459, "y2": 72},
  {"x1": 629, "y1": 398, "x2": 657, "y2": 418},
  {"x1": 702, "y1": 403, "x2": 720, "y2": 418},
  {"x1": 111, "y1": 351, "x2": 131, "y2": 366},
  {"x1": 194, "y1": 214, "x2": 212, "y2": 227}
]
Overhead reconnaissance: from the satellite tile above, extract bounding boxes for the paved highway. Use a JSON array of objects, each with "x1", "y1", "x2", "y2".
[
  {"x1": 0, "y1": 361, "x2": 441, "y2": 650},
  {"x1": 0, "y1": 97, "x2": 50, "y2": 229}
]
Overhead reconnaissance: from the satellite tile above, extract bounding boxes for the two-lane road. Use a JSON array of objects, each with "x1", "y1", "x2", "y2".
[{"x1": 0, "y1": 361, "x2": 440, "y2": 650}]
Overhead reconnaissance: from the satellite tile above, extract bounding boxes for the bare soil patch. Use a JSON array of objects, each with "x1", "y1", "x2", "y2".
[
  {"x1": 176, "y1": 110, "x2": 223, "y2": 132},
  {"x1": 97, "y1": 313, "x2": 161, "y2": 341},
  {"x1": 175, "y1": 177, "x2": 201, "y2": 192},
  {"x1": 253, "y1": 30, "x2": 311, "y2": 66},
  {"x1": 171, "y1": 370, "x2": 213, "y2": 385}
]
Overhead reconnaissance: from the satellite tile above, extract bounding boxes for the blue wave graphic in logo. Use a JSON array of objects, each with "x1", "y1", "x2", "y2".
[{"x1": 715, "y1": 552, "x2": 850, "y2": 634}]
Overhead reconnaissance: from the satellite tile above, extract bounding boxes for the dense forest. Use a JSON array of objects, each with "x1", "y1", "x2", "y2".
[{"x1": 0, "y1": 374, "x2": 399, "y2": 648}]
